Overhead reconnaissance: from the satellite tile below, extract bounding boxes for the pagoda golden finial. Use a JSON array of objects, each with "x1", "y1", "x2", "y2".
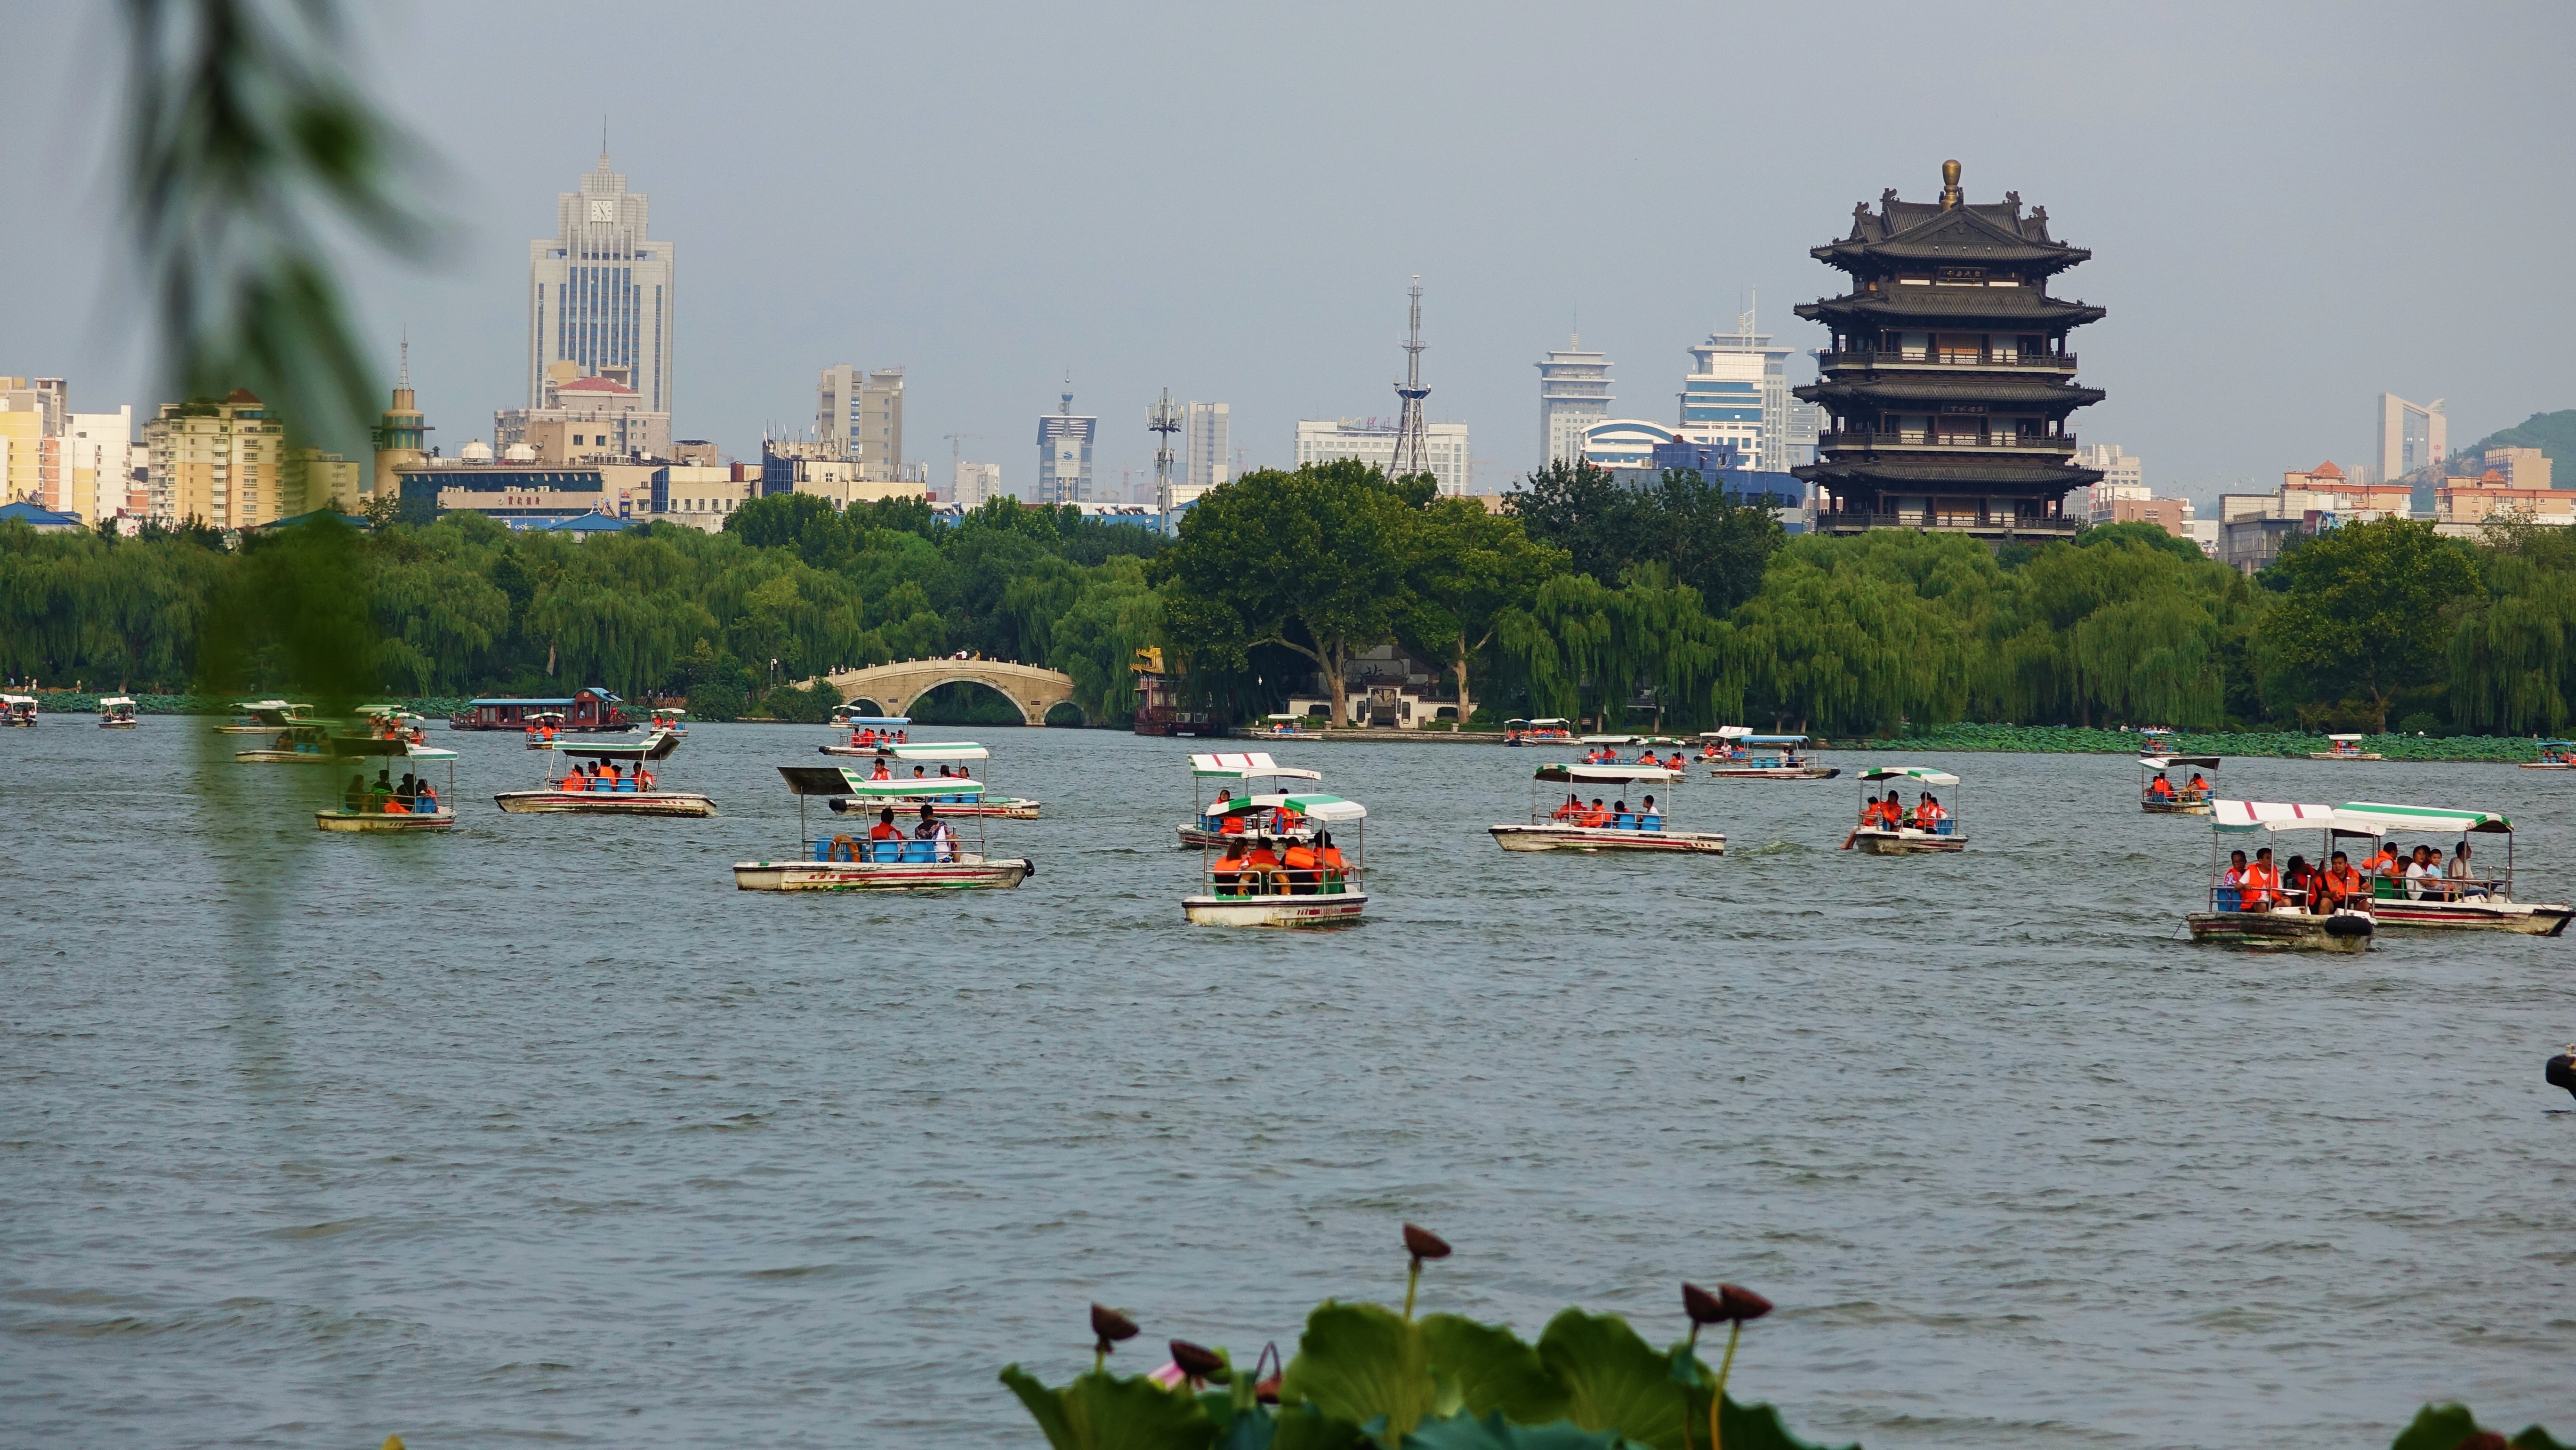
[{"x1": 1940, "y1": 159, "x2": 1963, "y2": 210}]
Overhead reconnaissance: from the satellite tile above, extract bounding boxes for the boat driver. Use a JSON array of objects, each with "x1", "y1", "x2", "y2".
[
  {"x1": 1638, "y1": 794, "x2": 1658, "y2": 827},
  {"x1": 868, "y1": 806, "x2": 903, "y2": 858}
]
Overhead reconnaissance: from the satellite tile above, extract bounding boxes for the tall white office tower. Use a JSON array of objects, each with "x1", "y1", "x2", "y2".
[
  {"x1": 1182, "y1": 402, "x2": 1230, "y2": 494},
  {"x1": 528, "y1": 152, "x2": 675, "y2": 415},
  {"x1": 2376, "y1": 394, "x2": 2447, "y2": 482},
  {"x1": 1037, "y1": 388, "x2": 1096, "y2": 504},
  {"x1": 1682, "y1": 301, "x2": 1797, "y2": 472},
  {"x1": 1536, "y1": 337, "x2": 1612, "y2": 466}
]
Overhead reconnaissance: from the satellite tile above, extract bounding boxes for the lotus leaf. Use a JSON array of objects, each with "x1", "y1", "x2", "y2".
[
  {"x1": 1403, "y1": 1410, "x2": 1639, "y2": 1450},
  {"x1": 2389, "y1": 1404, "x2": 2567, "y2": 1450},
  {"x1": 1000, "y1": 1364, "x2": 1216, "y2": 1450}
]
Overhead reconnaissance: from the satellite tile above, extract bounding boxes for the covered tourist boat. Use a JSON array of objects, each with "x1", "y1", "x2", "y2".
[
  {"x1": 2521, "y1": 741, "x2": 2574, "y2": 770},
  {"x1": 648, "y1": 707, "x2": 688, "y2": 736},
  {"x1": 2136, "y1": 726, "x2": 2180, "y2": 757},
  {"x1": 352, "y1": 705, "x2": 428, "y2": 745},
  {"x1": 213, "y1": 699, "x2": 314, "y2": 735},
  {"x1": 826, "y1": 742, "x2": 1041, "y2": 817},
  {"x1": 1503, "y1": 717, "x2": 1575, "y2": 747},
  {"x1": 235, "y1": 723, "x2": 335, "y2": 763},
  {"x1": 1707, "y1": 733, "x2": 1837, "y2": 780},
  {"x1": 1179, "y1": 751, "x2": 1323, "y2": 848},
  {"x1": 98, "y1": 696, "x2": 138, "y2": 728},
  {"x1": 2326, "y1": 801, "x2": 2572, "y2": 935},
  {"x1": 1490, "y1": 763, "x2": 1723, "y2": 854},
  {"x1": 493, "y1": 730, "x2": 713, "y2": 816},
  {"x1": 820, "y1": 709, "x2": 911, "y2": 757},
  {"x1": 316, "y1": 736, "x2": 457, "y2": 832},
  {"x1": 2186, "y1": 799, "x2": 2376, "y2": 952},
  {"x1": 2310, "y1": 733, "x2": 2383, "y2": 761},
  {"x1": 451, "y1": 687, "x2": 628, "y2": 733},
  {"x1": 2141, "y1": 754, "x2": 2220, "y2": 814},
  {"x1": 1185, "y1": 791, "x2": 1367, "y2": 927},
  {"x1": 0, "y1": 694, "x2": 35, "y2": 726},
  {"x1": 1846, "y1": 766, "x2": 1965, "y2": 854},
  {"x1": 734, "y1": 766, "x2": 1030, "y2": 892},
  {"x1": 522, "y1": 711, "x2": 567, "y2": 748},
  {"x1": 1258, "y1": 714, "x2": 1317, "y2": 737}
]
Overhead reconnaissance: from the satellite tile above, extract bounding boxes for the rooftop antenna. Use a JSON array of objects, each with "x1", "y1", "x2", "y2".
[
  {"x1": 1150, "y1": 387, "x2": 1182, "y2": 535},
  {"x1": 1739, "y1": 287, "x2": 1757, "y2": 340},
  {"x1": 1390, "y1": 276, "x2": 1432, "y2": 487},
  {"x1": 398, "y1": 329, "x2": 410, "y2": 389}
]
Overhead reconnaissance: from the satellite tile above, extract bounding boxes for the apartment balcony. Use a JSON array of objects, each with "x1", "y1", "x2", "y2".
[{"x1": 1816, "y1": 350, "x2": 2078, "y2": 372}]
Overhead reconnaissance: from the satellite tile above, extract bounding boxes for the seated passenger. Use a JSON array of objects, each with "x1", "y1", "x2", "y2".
[
  {"x1": 868, "y1": 806, "x2": 903, "y2": 854},
  {"x1": 2149, "y1": 773, "x2": 2175, "y2": 800},
  {"x1": 2319, "y1": 851, "x2": 2364, "y2": 910},
  {"x1": 869, "y1": 760, "x2": 893, "y2": 781},
  {"x1": 2284, "y1": 854, "x2": 2319, "y2": 911},
  {"x1": 1241, "y1": 839, "x2": 1283, "y2": 892},
  {"x1": 416, "y1": 781, "x2": 438, "y2": 811},
  {"x1": 342, "y1": 773, "x2": 366, "y2": 812},
  {"x1": 1550, "y1": 792, "x2": 1580, "y2": 822},
  {"x1": 1637, "y1": 794, "x2": 1660, "y2": 829},
  {"x1": 1212, "y1": 838, "x2": 1251, "y2": 894},
  {"x1": 2446, "y1": 842, "x2": 2486, "y2": 899},
  {"x1": 1578, "y1": 797, "x2": 1611, "y2": 828},
  {"x1": 1315, "y1": 830, "x2": 1348, "y2": 886},
  {"x1": 2217, "y1": 848, "x2": 2248, "y2": 910},
  {"x1": 1282, "y1": 839, "x2": 1320, "y2": 894},
  {"x1": 2185, "y1": 772, "x2": 2208, "y2": 798},
  {"x1": 914, "y1": 805, "x2": 957, "y2": 862}
]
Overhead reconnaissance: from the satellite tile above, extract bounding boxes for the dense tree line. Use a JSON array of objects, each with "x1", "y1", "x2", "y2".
[{"x1": 7, "y1": 458, "x2": 2572, "y2": 734}]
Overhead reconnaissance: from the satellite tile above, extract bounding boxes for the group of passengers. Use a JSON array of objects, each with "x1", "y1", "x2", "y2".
[
  {"x1": 847, "y1": 725, "x2": 910, "y2": 748},
  {"x1": 1580, "y1": 746, "x2": 1688, "y2": 770},
  {"x1": 865, "y1": 760, "x2": 973, "y2": 782},
  {"x1": 559, "y1": 759, "x2": 655, "y2": 792},
  {"x1": 1858, "y1": 791, "x2": 1948, "y2": 831},
  {"x1": 2145, "y1": 770, "x2": 2211, "y2": 802},
  {"x1": 1208, "y1": 831, "x2": 1351, "y2": 896},
  {"x1": 2218, "y1": 841, "x2": 2487, "y2": 911},
  {"x1": 1206, "y1": 788, "x2": 1304, "y2": 838},
  {"x1": 341, "y1": 767, "x2": 438, "y2": 814},
  {"x1": 1548, "y1": 793, "x2": 1664, "y2": 829}
]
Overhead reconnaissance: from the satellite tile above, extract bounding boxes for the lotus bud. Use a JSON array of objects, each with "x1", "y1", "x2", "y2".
[
  {"x1": 1715, "y1": 1284, "x2": 1772, "y2": 1323},
  {"x1": 1169, "y1": 1339, "x2": 1227, "y2": 1386},
  {"x1": 1682, "y1": 1282, "x2": 1725, "y2": 1325},
  {"x1": 1091, "y1": 1303, "x2": 1140, "y2": 1355},
  {"x1": 1402, "y1": 1223, "x2": 1451, "y2": 1262}
]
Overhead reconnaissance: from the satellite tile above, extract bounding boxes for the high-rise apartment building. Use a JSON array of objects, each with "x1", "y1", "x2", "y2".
[
  {"x1": 1037, "y1": 390, "x2": 1096, "y2": 505},
  {"x1": 61, "y1": 408, "x2": 133, "y2": 525},
  {"x1": 528, "y1": 153, "x2": 675, "y2": 415},
  {"x1": 1181, "y1": 402, "x2": 1230, "y2": 493},
  {"x1": 1294, "y1": 418, "x2": 1472, "y2": 495},
  {"x1": 2376, "y1": 394, "x2": 2446, "y2": 482},
  {"x1": 144, "y1": 390, "x2": 287, "y2": 529},
  {"x1": 1681, "y1": 319, "x2": 1794, "y2": 471},
  {"x1": 954, "y1": 461, "x2": 1007, "y2": 508},
  {"x1": 817, "y1": 364, "x2": 907, "y2": 479},
  {"x1": 0, "y1": 378, "x2": 68, "y2": 506},
  {"x1": 1536, "y1": 338, "x2": 1612, "y2": 466}
]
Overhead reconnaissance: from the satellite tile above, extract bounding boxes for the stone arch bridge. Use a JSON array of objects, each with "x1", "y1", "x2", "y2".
[{"x1": 810, "y1": 658, "x2": 1082, "y2": 726}]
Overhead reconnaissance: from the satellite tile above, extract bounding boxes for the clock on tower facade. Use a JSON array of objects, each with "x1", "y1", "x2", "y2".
[{"x1": 527, "y1": 151, "x2": 676, "y2": 416}]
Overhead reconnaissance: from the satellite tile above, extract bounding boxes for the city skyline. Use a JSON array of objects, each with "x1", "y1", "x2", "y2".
[{"x1": 7, "y1": 2, "x2": 2573, "y2": 509}]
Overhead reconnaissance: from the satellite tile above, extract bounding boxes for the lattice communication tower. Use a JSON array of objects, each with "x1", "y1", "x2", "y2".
[{"x1": 1389, "y1": 277, "x2": 1431, "y2": 483}]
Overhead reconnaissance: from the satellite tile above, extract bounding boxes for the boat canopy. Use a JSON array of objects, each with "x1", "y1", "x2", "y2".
[
  {"x1": 2330, "y1": 801, "x2": 2513, "y2": 834},
  {"x1": 328, "y1": 734, "x2": 450, "y2": 758},
  {"x1": 2141, "y1": 755, "x2": 2222, "y2": 769},
  {"x1": 1263, "y1": 714, "x2": 1306, "y2": 723},
  {"x1": 99, "y1": 696, "x2": 135, "y2": 708},
  {"x1": 836, "y1": 774, "x2": 985, "y2": 800},
  {"x1": 1858, "y1": 766, "x2": 1959, "y2": 784},
  {"x1": 2541, "y1": 741, "x2": 2576, "y2": 749},
  {"x1": 549, "y1": 729, "x2": 682, "y2": 761},
  {"x1": 1740, "y1": 734, "x2": 1808, "y2": 745},
  {"x1": 777, "y1": 765, "x2": 855, "y2": 797},
  {"x1": 878, "y1": 742, "x2": 990, "y2": 762},
  {"x1": 233, "y1": 698, "x2": 291, "y2": 710},
  {"x1": 1534, "y1": 763, "x2": 1682, "y2": 784},
  {"x1": 1579, "y1": 734, "x2": 1684, "y2": 746},
  {"x1": 1191, "y1": 751, "x2": 1323, "y2": 781},
  {"x1": 2, "y1": 693, "x2": 37, "y2": 706},
  {"x1": 832, "y1": 713, "x2": 910, "y2": 727},
  {"x1": 2325, "y1": 733, "x2": 2367, "y2": 742},
  {"x1": 1515, "y1": 718, "x2": 1571, "y2": 728},
  {"x1": 1245, "y1": 791, "x2": 1365, "y2": 822},
  {"x1": 2210, "y1": 799, "x2": 2385, "y2": 835},
  {"x1": 1700, "y1": 726, "x2": 1754, "y2": 741}
]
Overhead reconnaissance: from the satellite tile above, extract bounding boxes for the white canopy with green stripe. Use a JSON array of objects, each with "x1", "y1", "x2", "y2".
[
  {"x1": 1246, "y1": 791, "x2": 1365, "y2": 822},
  {"x1": 1857, "y1": 766, "x2": 1959, "y2": 785},
  {"x1": 2332, "y1": 801, "x2": 2513, "y2": 834}
]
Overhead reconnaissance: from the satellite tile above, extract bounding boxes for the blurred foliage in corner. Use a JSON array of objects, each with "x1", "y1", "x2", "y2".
[{"x1": 125, "y1": 0, "x2": 439, "y2": 709}]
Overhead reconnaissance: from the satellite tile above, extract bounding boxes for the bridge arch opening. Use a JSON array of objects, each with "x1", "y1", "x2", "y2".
[
  {"x1": 909, "y1": 680, "x2": 1033, "y2": 726},
  {"x1": 844, "y1": 696, "x2": 888, "y2": 717},
  {"x1": 1043, "y1": 701, "x2": 1087, "y2": 728}
]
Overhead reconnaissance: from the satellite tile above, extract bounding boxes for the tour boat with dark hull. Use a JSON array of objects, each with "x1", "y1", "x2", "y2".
[
  {"x1": 2326, "y1": 801, "x2": 2573, "y2": 935},
  {"x1": 315, "y1": 736, "x2": 458, "y2": 832},
  {"x1": 1846, "y1": 766, "x2": 1966, "y2": 854},
  {"x1": 735, "y1": 766, "x2": 1031, "y2": 892},
  {"x1": 2186, "y1": 799, "x2": 2376, "y2": 952},
  {"x1": 1503, "y1": 717, "x2": 1575, "y2": 747},
  {"x1": 1185, "y1": 790, "x2": 1367, "y2": 926},
  {"x1": 235, "y1": 724, "x2": 337, "y2": 764},
  {"x1": 1177, "y1": 752, "x2": 1324, "y2": 848},
  {"x1": 2141, "y1": 754, "x2": 2220, "y2": 815},
  {"x1": 213, "y1": 700, "x2": 314, "y2": 735},
  {"x1": 493, "y1": 730, "x2": 714, "y2": 816},
  {"x1": 2522, "y1": 741, "x2": 2575, "y2": 771},
  {"x1": 451, "y1": 688, "x2": 629, "y2": 733},
  {"x1": 2310, "y1": 733, "x2": 2383, "y2": 761},
  {"x1": 98, "y1": 697, "x2": 138, "y2": 728},
  {"x1": 1490, "y1": 763, "x2": 1723, "y2": 854},
  {"x1": 1705, "y1": 732, "x2": 1838, "y2": 780}
]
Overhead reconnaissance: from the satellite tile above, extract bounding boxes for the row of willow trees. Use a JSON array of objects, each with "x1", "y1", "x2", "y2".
[
  {"x1": 0, "y1": 496, "x2": 1166, "y2": 723},
  {"x1": 5, "y1": 460, "x2": 2571, "y2": 733}
]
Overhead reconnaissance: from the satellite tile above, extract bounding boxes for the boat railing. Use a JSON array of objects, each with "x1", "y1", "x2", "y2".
[
  {"x1": 1539, "y1": 808, "x2": 1666, "y2": 830},
  {"x1": 807, "y1": 834, "x2": 961, "y2": 864},
  {"x1": 1202, "y1": 868, "x2": 1358, "y2": 898}
]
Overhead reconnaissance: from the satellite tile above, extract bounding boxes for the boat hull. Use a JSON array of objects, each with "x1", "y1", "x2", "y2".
[
  {"x1": 2142, "y1": 799, "x2": 2214, "y2": 815},
  {"x1": 2308, "y1": 752, "x2": 2384, "y2": 761},
  {"x1": 316, "y1": 808, "x2": 456, "y2": 832},
  {"x1": 1183, "y1": 891, "x2": 1368, "y2": 927},
  {"x1": 212, "y1": 723, "x2": 284, "y2": 735},
  {"x1": 2518, "y1": 761, "x2": 2573, "y2": 771},
  {"x1": 732, "y1": 855, "x2": 1030, "y2": 891},
  {"x1": 1489, "y1": 824, "x2": 1725, "y2": 854},
  {"x1": 493, "y1": 789, "x2": 716, "y2": 817},
  {"x1": 99, "y1": 721, "x2": 139, "y2": 729},
  {"x1": 1707, "y1": 765, "x2": 1839, "y2": 780},
  {"x1": 830, "y1": 796, "x2": 1038, "y2": 819},
  {"x1": 2365, "y1": 896, "x2": 2574, "y2": 935},
  {"x1": 234, "y1": 750, "x2": 335, "y2": 764},
  {"x1": 2187, "y1": 909, "x2": 2373, "y2": 951},
  {"x1": 1853, "y1": 827, "x2": 1965, "y2": 854}
]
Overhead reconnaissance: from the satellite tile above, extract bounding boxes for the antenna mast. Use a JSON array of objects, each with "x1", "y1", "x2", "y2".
[
  {"x1": 1150, "y1": 388, "x2": 1182, "y2": 535},
  {"x1": 1390, "y1": 276, "x2": 1432, "y2": 487}
]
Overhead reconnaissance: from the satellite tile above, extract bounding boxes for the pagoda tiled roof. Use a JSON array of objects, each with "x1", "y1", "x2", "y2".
[
  {"x1": 1796, "y1": 455, "x2": 2103, "y2": 492},
  {"x1": 1798, "y1": 375, "x2": 2105, "y2": 412},
  {"x1": 1797, "y1": 287, "x2": 2106, "y2": 328},
  {"x1": 1815, "y1": 189, "x2": 2090, "y2": 275}
]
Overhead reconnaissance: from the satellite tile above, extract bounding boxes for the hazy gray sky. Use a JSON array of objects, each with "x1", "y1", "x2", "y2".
[{"x1": 8, "y1": 1, "x2": 2572, "y2": 505}]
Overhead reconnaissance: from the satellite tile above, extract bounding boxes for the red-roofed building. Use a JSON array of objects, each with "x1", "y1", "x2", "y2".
[
  {"x1": 2434, "y1": 469, "x2": 2576, "y2": 536},
  {"x1": 496, "y1": 361, "x2": 669, "y2": 465}
]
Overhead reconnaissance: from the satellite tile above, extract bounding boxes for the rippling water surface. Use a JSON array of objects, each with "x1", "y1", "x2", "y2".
[{"x1": 6, "y1": 721, "x2": 2574, "y2": 1449}]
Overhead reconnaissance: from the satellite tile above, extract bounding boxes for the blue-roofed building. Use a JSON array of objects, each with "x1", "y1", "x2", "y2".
[
  {"x1": 0, "y1": 501, "x2": 87, "y2": 532},
  {"x1": 532, "y1": 512, "x2": 636, "y2": 539}
]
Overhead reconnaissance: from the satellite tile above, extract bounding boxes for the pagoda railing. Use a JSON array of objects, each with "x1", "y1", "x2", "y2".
[
  {"x1": 1819, "y1": 430, "x2": 2078, "y2": 451},
  {"x1": 1816, "y1": 512, "x2": 2081, "y2": 535},
  {"x1": 1816, "y1": 350, "x2": 2078, "y2": 371}
]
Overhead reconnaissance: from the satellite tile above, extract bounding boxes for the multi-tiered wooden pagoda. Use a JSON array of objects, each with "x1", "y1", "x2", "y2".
[{"x1": 1795, "y1": 161, "x2": 2105, "y2": 540}]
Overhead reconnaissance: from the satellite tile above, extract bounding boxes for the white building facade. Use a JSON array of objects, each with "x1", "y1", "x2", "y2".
[
  {"x1": 954, "y1": 461, "x2": 1007, "y2": 507},
  {"x1": 527, "y1": 153, "x2": 675, "y2": 415},
  {"x1": 817, "y1": 364, "x2": 906, "y2": 478},
  {"x1": 1294, "y1": 418, "x2": 1471, "y2": 495},
  {"x1": 1681, "y1": 321, "x2": 1795, "y2": 471},
  {"x1": 1182, "y1": 402, "x2": 1230, "y2": 492},
  {"x1": 1536, "y1": 338, "x2": 1612, "y2": 467},
  {"x1": 1037, "y1": 391, "x2": 1096, "y2": 505},
  {"x1": 60, "y1": 407, "x2": 132, "y2": 525},
  {"x1": 2072, "y1": 443, "x2": 2146, "y2": 523}
]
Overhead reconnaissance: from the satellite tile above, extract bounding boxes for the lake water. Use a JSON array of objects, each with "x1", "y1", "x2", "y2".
[{"x1": 5, "y1": 721, "x2": 2572, "y2": 1449}]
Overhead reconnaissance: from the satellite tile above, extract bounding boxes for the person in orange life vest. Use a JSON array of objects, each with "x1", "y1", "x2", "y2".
[
  {"x1": 2149, "y1": 773, "x2": 2175, "y2": 800},
  {"x1": 2283, "y1": 854, "x2": 2321, "y2": 910},
  {"x1": 1578, "y1": 797, "x2": 1611, "y2": 828},
  {"x1": 562, "y1": 765, "x2": 587, "y2": 792},
  {"x1": 1859, "y1": 792, "x2": 1882, "y2": 827},
  {"x1": 2318, "y1": 850, "x2": 2365, "y2": 910},
  {"x1": 1211, "y1": 837, "x2": 1252, "y2": 894},
  {"x1": 1240, "y1": 838, "x2": 1283, "y2": 891},
  {"x1": 416, "y1": 780, "x2": 438, "y2": 811},
  {"x1": 2185, "y1": 771, "x2": 2208, "y2": 799},
  {"x1": 2241, "y1": 846, "x2": 2281, "y2": 910},
  {"x1": 1550, "y1": 792, "x2": 1580, "y2": 822},
  {"x1": 636, "y1": 765, "x2": 655, "y2": 791},
  {"x1": 2363, "y1": 842, "x2": 2400, "y2": 880},
  {"x1": 1917, "y1": 793, "x2": 1947, "y2": 828},
  {"x1": 1282, "y1": 838, "x2": 1320, "y2": 894},
  {"x1": 867, "y1": 806, "x2": 902, "y2": 846},
  {"x1": 1272, "y1": 803, "x2": 1304, "y2": 833},
  {"x1": 869, "y1": 760, "x2": 893, "y2": 781},
  {"x1": 1315, "y1": 830, "x2": 1348, "y2": 883}
]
